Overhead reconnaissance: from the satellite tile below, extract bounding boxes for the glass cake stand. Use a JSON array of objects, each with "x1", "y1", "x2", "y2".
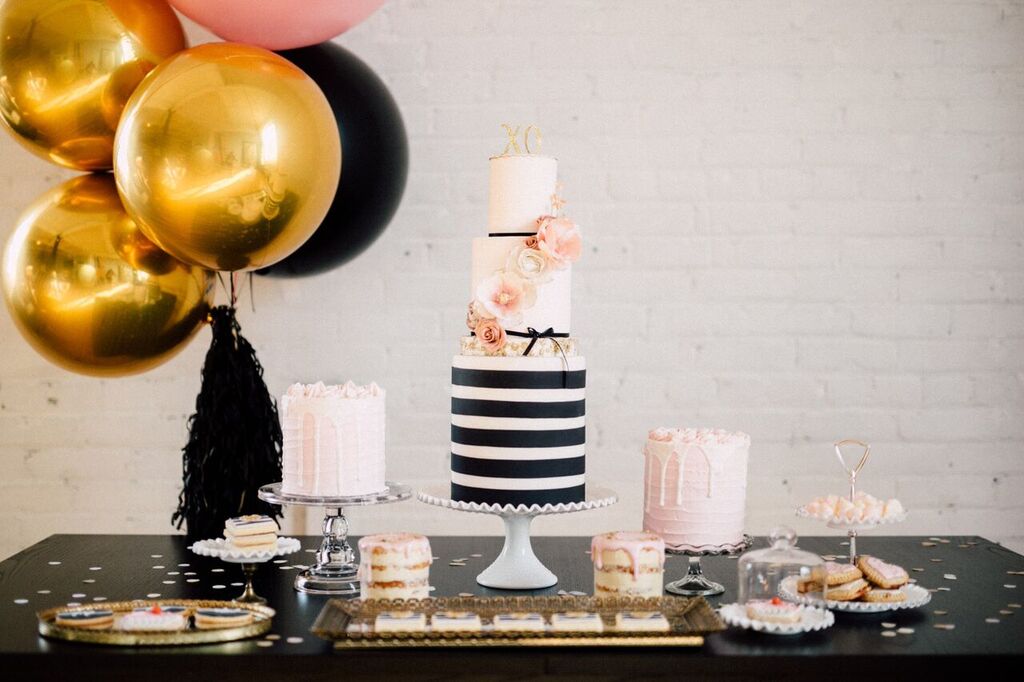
[
  {"x1": 418, "y1": 484, "x2": 618, "y2": 590},
  {"x1": 258, "y1": 482, "x2": 412, "y2": 595},
  {"x1": 664, "y1": 535, "x2": 753, "y2": 597}
]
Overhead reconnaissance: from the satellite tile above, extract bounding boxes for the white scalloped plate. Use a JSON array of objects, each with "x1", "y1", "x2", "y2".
[
  {"x1": 718, "y1": 603, "x2": 834, "y2": 636},
  {"x1": 417, "y1": 485, "x2": 617, "y2": 517},
  {"x1": 779, "y1": 575, "x2": 931, "y2": 613},
  {"x1": 794, "y1": 507, "x2": 907, "y2": 531},
  {"x1": 189, "y1": 537, "x2": 301, "y2": 564}
]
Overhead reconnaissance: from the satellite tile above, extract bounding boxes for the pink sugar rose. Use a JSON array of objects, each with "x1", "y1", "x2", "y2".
[
  {"x1": 475, "y1": 271, "x2": 535, "y2": 323},
  {"x1": 474, "y1": 318, "x2": 506, "y2": 353},
  {"x1": 523, "y1": 235, "x2": 539, "y2": 249},
  {"x1": 465, "y1": 300, "x2": 491, "y2": 330},
  {"x1": 536, "y1": 216, "x2": 581, "y2": 267}
]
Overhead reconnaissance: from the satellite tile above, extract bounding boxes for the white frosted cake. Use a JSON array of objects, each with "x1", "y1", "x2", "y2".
[
  {"x1": 358, "y1": 533, "x2": 432, "y2": 600},
  {"x1": 280, "y1": 381, "x2": 386, "y2": 497},
  {"x1": 642, "y1": 428, "x2": 750, "y2": 551},
  {"x1": 450, "y1": 135, "x2": 586, "y2": 507}
]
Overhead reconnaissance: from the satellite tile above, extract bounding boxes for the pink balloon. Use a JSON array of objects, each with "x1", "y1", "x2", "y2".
[{"x1": 169, "y1": 0, "x2": 385, "y2": 50}]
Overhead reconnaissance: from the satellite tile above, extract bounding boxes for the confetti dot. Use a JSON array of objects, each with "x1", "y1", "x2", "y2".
[
  {"x1": 569, "y1": 590, "x2": 586, "y2": 596},
  {"x1": 256, "y1": 641, "x2": 273, "y2": 648},
  {"x1": 1005, "y1": 584, "x2": 1017, "y2": 589},
  {"x1": 146, "y1": 593, "x2": 161, "y2": 598},
  {"x1": 178, "y1": 563, "x2": 190, "y2": 567},
  {"x1": 939, "y1": 539, "x2": 950, "y2": 544},
  {"x1": 273, "y1": 559, "x2": 286, "y2": 564},
  {"x1": 82, "y1": 579, "x2": 96, "y2": 584},
  {"x1": 921, "y1": 542, "x2": 937, "y2": 547},
  {"x1": 929, "y1": 537, "x2": 941, "y2": 541},
  {"x1": 881, "y1": 622, "x2": 896, "y2": 629},
  {"x1": 184, "y1": 572, "x2": 196, "y2": 576},
  {"x1": 934, "y1": 623, "x2": 955, "y2": 630},
  {"x1": 265, "y1": 634, "x2": 281, "y2": 641},
  {"x1": 167, "y1": 572, "x2": 180, "y2": 576},
  {"x1": 305, "y1": 549, "x2": 317, "y2": 554},
  {"x1": 47, "y1": 561, "x2": 61, "y2": 566},
  {"x1": 897, "y1": 627, "x2": 914, "y2": 635},
  {"x1": 840, "y1": 542, "x2": 849, "y2": 546},
  {"x1": 999, "y1": 609, "x2": 1013, "y2": 615},
  {"x1": 470, "y1": 554, "x2": 482, "y2": 558},
  {"x1": 89, "y1": 566, "x2": 102, "y2": 571},
  {"x1": 934, "y1": 610, "x2": 949, "y2": 616},
  {"x1": 72, "y1": 593, "x2": 85, "y2": 598},
  {"x1": 151, "y1": 554, "x2": 163, "y2": 558},
  {"x1": 930, "y1": 558, "x2": 943, "y2": 563},
  {"x1": 1009, "y1": 603, "x2": 1022, "y2": 609},
  {"x1": 93, "y1": 597, "x2": 107, "y2": 602},
  {"x1": 944, "y1": 574, "x2": 957, "y2": 580},
  {"x1": 186, "y1": 579, "x2": 200, "y2": 583},
  {"x1": 881, "y1": 631, "x2": 897, "y2": 638},
  {"x1": 912, "y1": 568, "x2": 925, "y2": 572},
  {"x1": 937, "y1": 587, "x2": 951, "y2": 592},
  {"x1": 230, "y1": 582, "x2": 243, "y2": 587},
  {"x1": 37, "y1": 589, "x2": 51, "y2": 595},
  {"x1": 428, "y1": 586, "x2": 437, "y2": 592},
  {"x1": 66, "y1": 602, "x2": 81, "y2": 607},
  {"x1": 152, "y1": 565, "x2": 165, "y2": 570},
  {"x1": 213, "y1": 585, "x2": 226, "y2": 590},
  {"x1": 211, "y1": 568, "x2": 225, "y2": 573},
  {"x1": 13, "y1": 599, "x2": 28, "y2": 605},
  {"x1": 162, "y1": 580, "x2": 175, "y2": 585},
  {"x1": 986, "y1": 618, "x2": 1000, "y2": 624},
  {"x1": 286, "y1": 637, "x2": 303, "y2": 644}
]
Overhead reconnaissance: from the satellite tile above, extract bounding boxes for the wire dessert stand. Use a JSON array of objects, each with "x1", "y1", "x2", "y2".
[
  {"x1": 258, "y1": 482, "x2": 412, "y2": 595},
  {"x1": 664, "y1": 535, "x2": 753, "y2": 597},
  {"x1": 418, "y1": 484, "x2": 617, "y2": 590},
  {"x1": 189, "y1": 536, "x2": 301, "y2": 604}
]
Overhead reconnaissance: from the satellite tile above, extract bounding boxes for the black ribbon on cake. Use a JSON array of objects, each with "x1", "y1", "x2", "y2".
[{"x1": 473, "y1": 326, "x2": 571, "y2": 386}]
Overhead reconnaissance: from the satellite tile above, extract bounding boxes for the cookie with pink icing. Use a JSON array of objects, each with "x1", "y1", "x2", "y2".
[
  {"x1": 857, "y1": 556, "x2": 908, "y2": 589},
  {"x1": 745, "y1": 597, "x2": 802, "y2": 624}
]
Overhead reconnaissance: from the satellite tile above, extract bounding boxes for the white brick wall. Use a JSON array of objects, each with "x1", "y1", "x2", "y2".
[{"x1": 1, "y1": 0, "x2": 1023, "y2": 559}]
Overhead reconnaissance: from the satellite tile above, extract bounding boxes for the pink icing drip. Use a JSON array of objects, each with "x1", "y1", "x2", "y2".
[{"x1": 590, "y1": 531, "x2": 665, "y2": 581}]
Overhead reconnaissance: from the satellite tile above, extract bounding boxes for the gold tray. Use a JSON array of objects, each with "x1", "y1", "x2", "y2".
[
  {"x1": 37, "y1": 599, "x2": 274, "y2": 646},
  {"x1": 312, "y1": 595, "x2": 723, "y2": 649}
]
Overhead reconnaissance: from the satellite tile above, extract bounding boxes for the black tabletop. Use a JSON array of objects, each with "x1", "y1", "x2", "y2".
[{"x1": 1, "y1": 534, "x2": 1022, "y2": 680}]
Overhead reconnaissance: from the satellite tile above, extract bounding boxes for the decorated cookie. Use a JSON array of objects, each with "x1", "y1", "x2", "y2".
[
  {"x1": 118, "y1": 604, "x2": 187, "y2": 631},
  {"x1": 827, "y1": 578, "x2": 871, "y2": 601},
  {"x1": 194, "y1": 607, "x2": 254, "y2": 629},
  {"x1": 132, "y1": 604, "x2": 190, "y2": 616},
  {"x1": 746, "y1": 597, "x2": 802, "y2": 624},
  {"x1": 492, "y1": 612, "x2": 546, "y2": 632},
  {"x1": 374, "y1": 611, "x2": 427, "y2": 633},
  {"x1": 614, "y1": 611, "x2": 670, "y2": 632},
  {"x1": 857, "y1": 556, "x2": 909, "y2": 589},
  {"x1": 431, "y1": 611, "x2": 482, "y2": 633},
  {"x1": 55, "y1": 609, "x2": 114, "y2": 630},
  {"x1": 551, "y1": 612, "x2": 604, "y2": 633},
  {"x1": 862, "y1": 588, "x2": 907, "y2": 603},
  {"x1": 799, "y1": 561, "x2": 863, "y2": 592}
]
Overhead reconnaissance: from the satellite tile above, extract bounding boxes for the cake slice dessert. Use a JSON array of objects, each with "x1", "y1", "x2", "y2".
[
  {"x1": 591, "y1": 531, "x2": 665, "y2": 598},
  {"x1": 224, "y1": 514, "x2": 278, "y2": 552},
  {"x1": 357, "y1": 533, "x2": 432, "y2": 600}
]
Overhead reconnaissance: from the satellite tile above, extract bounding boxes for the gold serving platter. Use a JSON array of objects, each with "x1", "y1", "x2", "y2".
[
  {"x1": 37, "y1": 599, "x2": 275, "y2": 646},
  {"x1": 312, "y1": 595, "x2": 723, "y2": 649}
]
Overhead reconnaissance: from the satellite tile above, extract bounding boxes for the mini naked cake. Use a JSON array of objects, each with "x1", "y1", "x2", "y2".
[
  {"x1": 643, "y1": 428, "x2": 750, "y2": 551},
  {"x1": 591, "y1": 531, "x2": 665, "y2": 598},
  {"x1": 358, "y1": 533, "x2": 432, "y2": 600},
  {"x1": 281, "y1": 381, "x2": 386, "y2": 497}
]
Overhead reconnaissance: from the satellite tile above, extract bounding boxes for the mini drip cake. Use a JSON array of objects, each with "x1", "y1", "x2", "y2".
[
  {"x1": 358, "y1": 533, "x2": 432, "y2": 600},
  {"x1": 591, "y1": 531, "x2": 665, "y2": 598},
  {"x1": 643, "y1": 428, "x2": 750, "y2": 551}
]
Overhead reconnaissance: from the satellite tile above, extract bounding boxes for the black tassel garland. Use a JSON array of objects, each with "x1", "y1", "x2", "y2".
[{"x1": 173, "y1": 305, "x2": 282, "y2": 541}]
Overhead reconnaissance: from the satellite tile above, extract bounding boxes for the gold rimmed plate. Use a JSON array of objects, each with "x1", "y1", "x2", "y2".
[{"x1": 38, "y1": 599, "x2": 275, "y2": 646}]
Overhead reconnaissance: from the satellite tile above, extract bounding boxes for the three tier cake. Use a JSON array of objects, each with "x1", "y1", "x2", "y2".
[{"x1": 449, "y1": 141, "x2": 586, "y2": 506}]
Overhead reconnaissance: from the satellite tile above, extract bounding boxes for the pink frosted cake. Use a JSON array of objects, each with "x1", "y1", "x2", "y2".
[
  {"x1": 280, "y1": 381, "x2": 386, "y2": 497},
  {"x1": 642, "y1": 428, "x2": 750, "y2": 551}
]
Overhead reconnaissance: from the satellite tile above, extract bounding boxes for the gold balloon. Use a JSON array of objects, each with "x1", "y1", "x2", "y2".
[
  {"x1": 0, "y1": 0, "x2": 186, "y2": 171},
  {"x1": 113, "y1": 43, "x2": 342, "y2": 272},
  {"x1": 2, "y1": 174, "x2": 214, "y2": 376}
]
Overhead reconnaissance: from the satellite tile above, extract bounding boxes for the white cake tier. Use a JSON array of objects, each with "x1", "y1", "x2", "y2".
[
  {"x1": 472, "y1": 236, "x2": 571, "y2": 334},
  {"x1": 642, "y1": 428, "x2": 750, "y2": 550},
  {"x1": 280, "y1": 382, "x2": 387, "y2": 498},
  {"x1": 487, "y1": 154, "x2": 557, "y2": 235}
]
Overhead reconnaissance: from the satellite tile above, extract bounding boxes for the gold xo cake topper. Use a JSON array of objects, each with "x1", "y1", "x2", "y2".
[{"x1": 500, "y1": 123, "x2": 542, "y2": 155}]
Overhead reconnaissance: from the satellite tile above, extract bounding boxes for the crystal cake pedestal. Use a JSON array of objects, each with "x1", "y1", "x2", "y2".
[{"x1": 258, "y1": 482, "x2": 411, "y2": 595}]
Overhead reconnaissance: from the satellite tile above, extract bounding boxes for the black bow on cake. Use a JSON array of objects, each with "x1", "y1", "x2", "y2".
[{"x1": 508, "y1": 327, "x2": 570, "y2": 387}]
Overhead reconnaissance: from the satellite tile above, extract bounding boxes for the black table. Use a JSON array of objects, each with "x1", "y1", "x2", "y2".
[{"x1": 1, "y1": 535, "x2": 1022, "y2": 679}]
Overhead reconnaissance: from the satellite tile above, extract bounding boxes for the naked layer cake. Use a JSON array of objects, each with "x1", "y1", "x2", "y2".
[{"x1": 358, "y1": 532, "x2": 432, "y2": 600}]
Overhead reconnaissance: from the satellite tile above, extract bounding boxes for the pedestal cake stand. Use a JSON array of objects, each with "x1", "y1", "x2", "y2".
[
  {"x1": 418, "y1": 484, "x2": 617, "y2": 590},
  {"x1": 189, "y1": 537, "x2": 301, "y2": 604},
  {"x1": 258, "y1": 482, "x2": 412, "y2": 595},
  {"x1": 664, "y1": 535, "x2": 753, "y2": 597}
]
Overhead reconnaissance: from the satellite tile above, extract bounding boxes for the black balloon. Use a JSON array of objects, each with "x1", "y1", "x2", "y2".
[{"x1": 257, "y1": 42, "x2": 408, "y2": 277}]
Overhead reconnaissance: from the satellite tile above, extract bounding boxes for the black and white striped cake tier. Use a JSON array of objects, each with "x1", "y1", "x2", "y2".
[{"x1": 450, "y1": 354, "x2": 586, "y2": 506}]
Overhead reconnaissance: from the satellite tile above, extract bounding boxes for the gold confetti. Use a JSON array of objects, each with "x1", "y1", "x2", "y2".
[
  {"x1": 912, "y1": 568, "x2": 925, "y2": 572},
  {"x1": 897, "y1": 627, "x2": 914, "y2": 635},
  {"x1": 998, "y1": 609, "x2": 1013, "y2": 615},
  {"x1": 470, "y1": 554, "x2": 482, "y2": 558},
  {"x1": 939, "y1": 539, "x2": 950, "y2": 544},
  {"x1": 881, "y1": 631, "x2": 897, "y2": 638},
  {"x1": 921, "y1": 542, "x2": 937, "y2": 547},
  {"x1": 944, "y1": 574, "x2": 957, "y2": 580},
  {"x1": 937, "y1": 587, "x2": 951, "y2": 592},
  {"x1": 934, "y1": 623, "x2": 955, "y2": 630},
  {"x1": 933, "y1": 610, "x2": 948, "y2": 616},
  {"x1": 1005, "y1": 584, "x2": 1017, "y2": 589},
  {"x1": 986, "y1": 618, "x2": 1000, "y2": 624},
  {"x1": 881, "y1": 622, "x2": 897, "y2": 629},
  {"x1": 458, "y1": 592, "x2": 474, "y2": 597},
  {"x1": 930, "y1": 558, "x2": 944, "y2": 563},
  {"x1": 1008, "y1": 603, "x2": 1021, "y2": 609},
  {"x1": 928, "y1": 537, "x2": 941, "y2": 542},
  {"x1": 958, "y1": 544, "x2": 970, "y2": 549}
]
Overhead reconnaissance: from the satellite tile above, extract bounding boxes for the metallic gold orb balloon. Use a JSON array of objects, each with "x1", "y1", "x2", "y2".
[
  {"x1": 113, "y1": 43, "x2": 342, "y2": 272},
  {"x1": 2, "y1": 174, "x2": 214, "y2": 377},
  {"x1": 0, "y1": 0, "x2": 187, "y2": 170}
]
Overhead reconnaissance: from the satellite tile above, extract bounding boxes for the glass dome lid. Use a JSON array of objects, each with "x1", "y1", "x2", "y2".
[{"x1": 738, "y1": 527, "x2": 826, "y2": 606}]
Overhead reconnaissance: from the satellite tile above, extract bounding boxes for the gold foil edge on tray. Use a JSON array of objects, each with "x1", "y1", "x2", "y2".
[
  {"x1": 37, "y1": 599, "x2": 274, "y2": 647},
  {"x1": 311, "y1": 595, "x2": 721, "y2": 649}
]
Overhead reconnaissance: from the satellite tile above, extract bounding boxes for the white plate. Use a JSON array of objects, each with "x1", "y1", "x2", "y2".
[
  {"x1": 794, "y1": 506, "x2": 906, "y2": 531},
  {"x1": 779, "y1": 575, "x2": 931, "y2": 613},
  {"x1": 718, "y1": 603, "x2": 834, "y2": 636},
  {"x1": 189, "y1": 537, "x2": 301, "y2": 564}
]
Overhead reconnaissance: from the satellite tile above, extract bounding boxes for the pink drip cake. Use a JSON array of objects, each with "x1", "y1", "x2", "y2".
[{"x1": 642, "y1": 427, "x2": 750, "y2": 551}]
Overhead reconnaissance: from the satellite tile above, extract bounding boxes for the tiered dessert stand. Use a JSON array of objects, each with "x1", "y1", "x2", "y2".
[
  {"x1": 795, "y1": 439, "x2": 906, "y2": 564},
  {"x1": 664, "y1": 536, "x2": 753, "y2": 597},
  {"x1": 258, "y1": 482, "x2": 412, "y2": 595},
  {"x1": 418, "y1": 484, "x2": 617, "y2": 590},
  {"x1": 189, "y1": 536, "x2": 301, "y2": 604}
]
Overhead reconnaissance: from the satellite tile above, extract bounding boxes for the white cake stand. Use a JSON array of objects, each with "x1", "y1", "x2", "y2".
[
  {"x1": 664, "y1": 535, "x2": 753, "y2": 597},
  {"x1": 257, "y1": 482, "x2": 412, "y2": 595},
  {"x1": 189, "y1": 537, "x2": 301, "y2": 603},
  {"x1": 417, "y1": 484, "x2": 617, "y2": 590}
]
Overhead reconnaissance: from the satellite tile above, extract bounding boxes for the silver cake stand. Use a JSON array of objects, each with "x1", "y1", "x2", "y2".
[
  {"x1": 418, "y1": 484, "x2": 617, "y2": 590},
  {"x1": 258, "y1": 482, "x2": 411, "y2": 595},
  {"x1": 664, "y1": 535, "x2": 753, "y2": 597}
]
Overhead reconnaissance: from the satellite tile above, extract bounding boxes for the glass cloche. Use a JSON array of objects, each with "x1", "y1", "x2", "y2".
[{"x1": 738, "y1": 527, "x2": 825, "y2": 607}]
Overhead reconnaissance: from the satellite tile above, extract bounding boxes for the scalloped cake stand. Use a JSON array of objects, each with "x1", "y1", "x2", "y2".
[
  {"x1": 418, "y1": 484, "x2": 617, "y2": 590},
  {"x1": 189, "y1": 537, "x2": 301, "y2": 604},
  {"x1": 258, "y1": 482, "x2": 412, "y2": 595}
]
